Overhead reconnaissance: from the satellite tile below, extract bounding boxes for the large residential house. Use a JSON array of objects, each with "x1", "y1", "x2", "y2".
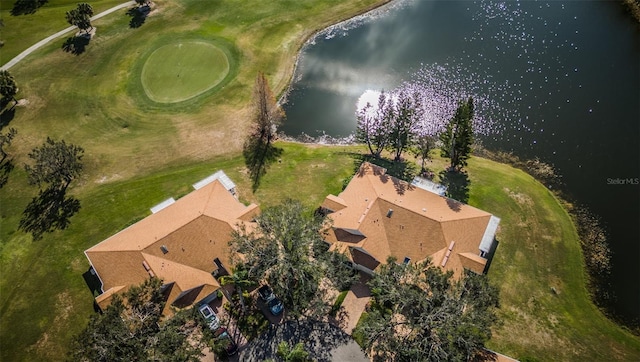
[
  {"x1": 85, "y1": 171, "x2": 259, "y2": 314},
  {"x1": 321, "y1": 162, "x2": 500, "y2": 277}
]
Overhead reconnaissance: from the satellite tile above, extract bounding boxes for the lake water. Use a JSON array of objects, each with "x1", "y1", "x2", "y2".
[{"x1": 282, "y1": 0, "x2": 640, "y2": 323}]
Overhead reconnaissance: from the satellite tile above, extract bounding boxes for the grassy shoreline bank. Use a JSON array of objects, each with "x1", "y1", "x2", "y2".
[{"x1": 1, "y1": 0, "x2": 639, "y2": 359}]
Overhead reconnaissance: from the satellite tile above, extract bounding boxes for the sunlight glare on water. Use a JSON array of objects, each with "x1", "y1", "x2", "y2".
[{"x1": 356, "y1": 89, "x2": 382, "y2": 112}]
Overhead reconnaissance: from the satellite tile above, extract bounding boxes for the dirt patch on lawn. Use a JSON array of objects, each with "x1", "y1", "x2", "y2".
[
  {"x1": 504, "y1": 187, "x2": 533, "y2": 206},
  {"x1": 174, "y1": 105, "x2": 250, "y2": 159},
  {"x1": 29, "y1": 292, "x2": 75, "y2": 359},
  {"x1": 493, "y1": 306, "x2": 583, "y2": 359}
]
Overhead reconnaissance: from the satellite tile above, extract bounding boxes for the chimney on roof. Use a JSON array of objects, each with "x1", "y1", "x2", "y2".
[
  {"x1": 386, "y1": 209, "x2": 393, "y2": 218},
  {"x1": 160, "y1": 245, "x2": 169, "y2": 254}
]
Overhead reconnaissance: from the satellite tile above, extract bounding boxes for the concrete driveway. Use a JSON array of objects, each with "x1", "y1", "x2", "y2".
[{"x1": 331, "y1": 273, "x2": 372, "y2": 335}]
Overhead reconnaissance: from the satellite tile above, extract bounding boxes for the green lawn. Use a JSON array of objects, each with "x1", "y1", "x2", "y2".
[
  {"x1": 465, "y1": 157, "x2": 640, "y2": 361},
  {"x1": 1, "y1": 0, "x2": 638, "y2": 360},
  {"x1": 2, "y1": 143, "x2": 639, "y2": 361}
]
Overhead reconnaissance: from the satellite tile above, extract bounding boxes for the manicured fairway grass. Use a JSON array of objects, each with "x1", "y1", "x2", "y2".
[
  {"x1": 1, "y1": 0, "x2": 638, "y2": 360},
  {"x1": 141, "y1": 41, "x2": 230, "y2": 103}
]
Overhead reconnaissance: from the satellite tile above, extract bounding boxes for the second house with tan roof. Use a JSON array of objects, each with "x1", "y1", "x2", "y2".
[{"x1": 320, "y1": 162, "x2": 500, "y2": 277}]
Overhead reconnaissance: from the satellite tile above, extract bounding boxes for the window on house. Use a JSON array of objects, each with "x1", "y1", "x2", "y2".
[{"x1": 403, "y1": 257, "x2": 411, "y2": 265}]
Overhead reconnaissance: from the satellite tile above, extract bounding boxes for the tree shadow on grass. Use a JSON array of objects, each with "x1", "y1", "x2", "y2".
[
  {"x1": 0, "y1": 117, "x2": 17, "y2": 189},
  {"x1": 19, "y1": 186, "x2": 81, "y2": 240},
  {"x1": 11, "y1": 0, "x2": 47, "y2": 15},
  {"x1": 62, "y1": 35, "x2": 90, "y2": 55},
  {"x1": 439, "y1": 169, "x2": 470, "y2": 211},
  {"x1": 243, "y1": 137, "x2": 283, "y2": 192},
  {"x1": 127, "y1": 5, "x2": 150, "y2": 28},
  {"x1": 0, "y1": 160, "x2": 14, "y2": 189}
]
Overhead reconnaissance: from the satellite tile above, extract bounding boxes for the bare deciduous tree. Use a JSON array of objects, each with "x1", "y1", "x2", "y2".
[{"x1": 252, "y1": 72, "x2": 284, "y2": 146}]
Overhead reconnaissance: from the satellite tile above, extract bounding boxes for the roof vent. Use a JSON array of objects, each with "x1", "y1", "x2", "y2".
[
  {"x1": 160, "y1": 245, "x2": 169, "y2": 254},
  {"x1": 422, "y1": 208, "x2": 427, "y2": 212},
  {"x1": 386, "y1": 209, "x2": 393, "y2": 218},
  {"x1": 142, "y1": 261, "x2": 155, "y2": 277}
]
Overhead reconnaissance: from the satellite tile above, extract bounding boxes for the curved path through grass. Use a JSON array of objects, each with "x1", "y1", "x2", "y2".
[{"x1": 0, "y1": 1, "x2": 135, "y2": 71}]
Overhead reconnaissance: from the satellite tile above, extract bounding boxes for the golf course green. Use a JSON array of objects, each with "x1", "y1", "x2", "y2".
[
  {"x1": 140, "y1": 41, "x2": 230, "y2": 103},
  {"x1": 1, "y1": 0, "x2": 639, "y2": 360}
]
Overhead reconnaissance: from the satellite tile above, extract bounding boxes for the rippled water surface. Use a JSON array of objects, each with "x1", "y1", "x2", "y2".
[{"x1": 283, "y1": 0, "x2": 639, "y2": 323}]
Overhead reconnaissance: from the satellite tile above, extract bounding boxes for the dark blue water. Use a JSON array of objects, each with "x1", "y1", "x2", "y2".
[{"x1": 282, "y1": 0, "x2": 640, "y2": 323}]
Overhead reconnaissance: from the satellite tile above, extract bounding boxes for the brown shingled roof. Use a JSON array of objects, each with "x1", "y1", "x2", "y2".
[
  {"x1": 85, "y1": 178, "x2": 258, "y2": 310},
  {"x1": 323, "y1": 162, "x2": 498, "y2": 277}
]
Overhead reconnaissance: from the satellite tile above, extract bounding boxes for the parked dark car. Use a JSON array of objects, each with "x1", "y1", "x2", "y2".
[
  {"x1": 214, "y1": 327, "x2": 238, "y2": 356},
  {"x1": 258, "y1": 285, "x2": 284, "y2": 315}
]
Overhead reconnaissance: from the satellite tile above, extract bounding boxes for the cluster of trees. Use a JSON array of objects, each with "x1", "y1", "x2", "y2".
[
  {"x1": 356, "y1": 91, "x2": 475, "y2": 172},
  {"x1": 230, "y1": 200, "x2": 499, "y2": 359},
  {"x1": 65, "y1": 3, "x2": 94, "y2": 34},
  {"x1": 243, "y1": 72, "x2": 284, "y2": 190},
  {"x1": 354, "y1": 258, "x2": 500, "y2": 361},
  {"x1": 229, "y1": 199, "x2": 359, "y2": 320},
  {"x1": 69, "y1": 278, "x2": 207, "y2": 362}
]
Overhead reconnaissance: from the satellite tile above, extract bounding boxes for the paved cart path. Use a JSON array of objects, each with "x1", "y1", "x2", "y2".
[{"x1": 1, "y1": 1, "x2": 135, "y2": 71}]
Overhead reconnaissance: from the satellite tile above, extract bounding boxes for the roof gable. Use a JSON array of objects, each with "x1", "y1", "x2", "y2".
[
  {"x1": 87, "y1": 180, "x2": 250, "y2": 253},
  {"x1": 323, "y1": 162, "x2": 499, "y2": 276},
  {"x1": 142, "y1": 253, "x2": 220, "y2": 292},
  {"x1": 143, "y1": 215, "x2": 235, "y2": 273},
  {"x1": 86, "y1": 175, "x2": 257, "y2": 309}
]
